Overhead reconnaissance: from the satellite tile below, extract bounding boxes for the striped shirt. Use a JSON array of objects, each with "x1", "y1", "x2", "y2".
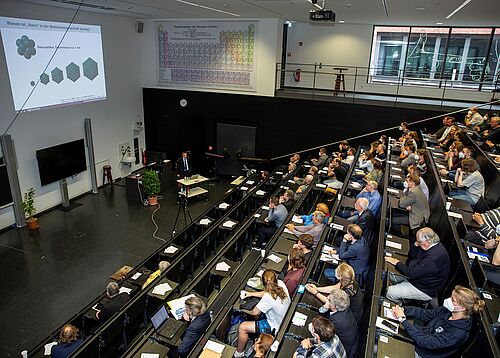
[{"x1": 480, "y1": 207, "x2": 500, "y2": 240}]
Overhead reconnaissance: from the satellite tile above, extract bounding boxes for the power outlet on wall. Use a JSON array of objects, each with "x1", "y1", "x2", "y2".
[{"x1": 119, "y1": 142, "x2": 130, "y2": 158}]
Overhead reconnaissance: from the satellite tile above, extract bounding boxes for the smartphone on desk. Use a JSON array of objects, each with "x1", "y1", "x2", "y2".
[{"x1": 297, "y1": 285, "x2": 305, "y2": 294}]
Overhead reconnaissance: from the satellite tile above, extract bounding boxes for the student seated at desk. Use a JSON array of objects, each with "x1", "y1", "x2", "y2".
[
  {"x1": 168, "y1": 296, "x2": 211, "y2": 358},
  {"x1": 449, "y1": 159, "x2": 484, "y2": 206},
  {"x1": 306, "y1": 263, "x2": 363, "y2": 324},
  {"x1": 96, "y1": 282, "x2": 130, "y2": 322},
  {"x1": 325, "y1": 224, "x2": 370, "y2": 286},
  {"x1": 294, "y1": 166, "x2": 319, "y2": 185},
  {"x1": 315, "y1": 289, "x2": 358, "y2": 358},
  {"x1": 50, "y1": 324, "x2": 83, "y2": 358},
  {"x1": 286, "y1": 212, "x2": 326, "y2": 248},
  {"x1": 391, "y1": 285, "x2": 484, "y2": 358},
  {"x1": 257, "y1": 196, "x2": 288, "y2": 248},
  {"x1": 299, "y1": 203, "x2": 330, "y2": 226},
  {"x1": 235, "y1": 270, "x2": 291, "y2": 358},
  {"x1": 282, "y1": 248, "x2": 306, "y2": 296},
  {"x1": 293, "y1": 234, "x2": 314, "y2": 262},
  {"x1": 293, "y1": 316, "x2": 346, "y2": 358},
  {"x1": 142, "y1": 261, "x2": 170, "y2": 289},
  {"x1": 384, "y1": 227, "x2": 450, "y2": 305},
  {"x1": 280, "y1": 189, "x2": 296, "y2": 211},
  {"x1": 478, "y1": 225, "x2": 500, "y2": 286},
  {"x1": 295, "y1": 174, "x2": 314, "y2": 198},
  {"x1": 464, "y1": 207, "x2": 500, "y2": 245}
]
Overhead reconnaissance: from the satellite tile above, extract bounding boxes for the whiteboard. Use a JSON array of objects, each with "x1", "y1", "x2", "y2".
[{"x1": 156, "y1": 20, "x2": 258, "y2": 92}]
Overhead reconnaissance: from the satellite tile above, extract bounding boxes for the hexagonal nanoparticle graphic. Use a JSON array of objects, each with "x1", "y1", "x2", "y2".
[
  {"x1": 51, "y1": 67, "x2": 64, "y2": 84},
  {"x1": 66, "y1": 62, "x2": 80, "y2": 82},
  {"x1": 83, "y1": 57, "x2": 98, "y2": 81},
  {"x1": 40, "y1": 73, "x2": 49, "y2": 85}
]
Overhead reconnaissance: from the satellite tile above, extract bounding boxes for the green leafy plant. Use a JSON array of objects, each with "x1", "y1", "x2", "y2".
[
  {"x1": 141, "y1": 169, "x2": 160, "y2": 197},
  {"x1": 22, "y1": 187, "x2": 37, "y2": 221}
]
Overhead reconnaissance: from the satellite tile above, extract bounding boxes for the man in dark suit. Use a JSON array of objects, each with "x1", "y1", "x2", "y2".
[
  {"x1": 322, "y1": 288, "x2": 359, "y2": 358},
  {"x1": 168, "y1": 296, "x2": 211, "y2": 357},
  {"x1": 333, "y1": 224, "x2": 370, "y2": 286},
  {"x1": 96, "y1": 282, "x2": 130, "y2": 322},
  {"x1": 353, "y1": 198, "x2": 376, "y2": 255},
  {"x1": 392, "y1": 174, "x2": 430, "y2": 240},
  {"x1": 384, "y1": 227, "x2": 450, "y2": 304},
  {"x1": 177, "y1": 151, "x2": 192, "y2": 178},
  {"x1": 51, "y1": 324, "x2": 83, "y2": 358}
]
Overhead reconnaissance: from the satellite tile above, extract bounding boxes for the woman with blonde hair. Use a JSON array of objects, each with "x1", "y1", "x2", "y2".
[
  {"x1": 391, "y1": 285, "x2": 484, "y2": 358},
  {"x1": 235, "y1": 270, "x2": 291, "y2": 357},
  {"x1": 300, "y1": 203, "x2": 330, "y2": 226},
  {"x1": 305, "y1": 263, "x2": 363, "y2": 323}
]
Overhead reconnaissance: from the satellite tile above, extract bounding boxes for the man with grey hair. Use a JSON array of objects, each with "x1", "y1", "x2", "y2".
[
  {"x1": 295, "y1": 174, "x2": 314, "y2": 198},
  {"x1": 96, "y1": 281, "x2": 130, "y2": 322},
  {"x1": 384, "y1": 227, "x2": 450, "y2": 304},
  {"x1": 322, "y1": 288, "x2": 358, "y2": 358},
  {"x1": 353, "y1": 197, "x2": 376, "y2": 253},
  {"x1": 286, "y1": 211, "x2": 325, "y2": 248},
  {"x1": 142, "y1": 260, "x2": 170, "y2": 289}
]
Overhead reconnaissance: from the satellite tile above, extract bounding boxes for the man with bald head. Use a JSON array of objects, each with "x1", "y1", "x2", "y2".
[{"x1": 353, "y1": 197, "x2": 376, "y2": 253}]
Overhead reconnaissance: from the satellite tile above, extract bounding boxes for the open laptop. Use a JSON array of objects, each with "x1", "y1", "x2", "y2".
[{"x1": 151, "y1": 305, "x2": 184, "y2": 340}]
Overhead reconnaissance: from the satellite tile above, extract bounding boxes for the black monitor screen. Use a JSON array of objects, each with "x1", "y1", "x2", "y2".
[{"x1": 36, "y1": 139, "x2": 87, "y2": 186}]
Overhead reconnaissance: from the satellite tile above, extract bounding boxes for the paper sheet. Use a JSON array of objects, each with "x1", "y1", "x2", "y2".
[
  {"x1": 322, "y1": 245, "x2": 333, "y2": 253},
  {"x1": 284, "y1": 228, "x2": 294, "y2": 234},
  {"x1": 331, "y1": 223, "x2": 344, "y2": 231},
  {"x1": 218, "y1": 202, "x2": 230, "y2": 209},
  {"x1": 292, "y1": 312, "x2": 308, "y2": 326},
  {"x1": 262, "y1": 205, "x2": 270, "y2": 211},
  {"x1": 119, "y1": 286, "x2": 132, "y2": 294},
  {"x1": 288, "y1": 180, "x2": 295, "y2": 184},
  {"x1": 387, "y1": 160, "x2": 397, "y2": 164},
  {"x1": 383, "y1": 307, "x2": 398, "y2": 320},
  {"x1": 350, "y1": 182, "x2": 361, "y2": 188},
  {"x1": 164, "y1": 246, "x2": 179, "y2": 254},
  {"x1": 435, "y1": 163, "x2": 445, "y2": 169},
  {"x1": 167, "y1": 294, "x2": 196, "y2": 320},
  {"x1": 386, "y1": 240, "x2": 402, "y2": 250},
  {"x1": 44, "y1": 342, "x2": 58, "y2": 355},
  {"x1": 246, "y1": 180, "x2": 255, "y2": 185},
  {"x1": 387, "y1": 188, "x2": 399, "y2": 194},
  {"x1": 434, "y1": 152, "x2": 444, "y2": 157},
  {"x1": 240, "y1": 186, "x2": 249, "y2": 191},
  {"x1": 379, "y1": 336, "x2": 389, "y2": 344},
  {"x1": 280, "y1": 185, "x2": 289, "y2": 190},
  {"x1": 315, "y1": 183, "x2": 327, "y2": 188},
  {"x1": 256, "y1": 269, "x2": 264, "y2": 277},
  {"x1": 446, "y1": 202, "x2": 452, "y2": 210},
  {"x1": 391, "y1": 174, "x2": 402, "y2": 179},
  {"x1": 441, "y1": 178, "x2": 453, "y2": 183},
  {"x1": 254, "y1": 213, "x2": 261, "y2": 218},
  {"x1": 152, "y1": 282, "x2": 172, "y2": 295},
  {"x1": 216, "y1": 262, "x2": 231, "y2": 272},
  {"x1": 131, "y1": 272, "x2": 142, "y2": 280},
  {"x1": 337, "y1": 194, "x2": 342, "y2": 201},
  {"x1": 275, "y1": 171, "x2": 284, "y2": 175},
  {"x1": 223, "y1": 220, "x2": 236, "y2": 228},
  {"x1": 320, "y1": 253, "x2": 338, "y2": 264},
  {"x1": 292, "y1": 216, "x2": 303, "y2": 224},
  {"x1": 392, "y1": 167, "x2": 402, "y2": 172},
  {"x1": 199, "y1": 218, "x2": 212, "y2": 225},
  {"x1": 256, "y1": 190, "x2": 266, "y2": 196},
  {"x1": 268, "y1": 254, "x2": 282, "y2": 263},
  {"x1": 141, "y1": 354, "x2": 160, "y2": 358},
  {"x1": 204, "y1": 340, "x2": 225, "y2": 354}
]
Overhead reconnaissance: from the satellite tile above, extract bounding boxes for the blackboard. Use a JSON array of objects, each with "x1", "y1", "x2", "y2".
[{"x1": 0, "y1": 161, "x2": 13, "y2": 208}]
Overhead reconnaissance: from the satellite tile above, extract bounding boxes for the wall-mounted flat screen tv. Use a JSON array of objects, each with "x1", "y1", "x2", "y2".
[{"x1": 36, "y1": 139, "x2": 87, "y2": 186}]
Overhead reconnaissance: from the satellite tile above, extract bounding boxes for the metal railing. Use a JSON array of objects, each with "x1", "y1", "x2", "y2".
[{"x1": 276, "y1": 62, "x2": 500, "y2": 105}]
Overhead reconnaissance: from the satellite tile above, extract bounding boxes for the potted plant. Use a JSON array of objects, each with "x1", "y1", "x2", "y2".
[
  {"x1": 22, "y1": 187, "x2": 39, "y2": 230},
  {"x1": 141, "y1": 169, "x2": 160, "y2": 205}
]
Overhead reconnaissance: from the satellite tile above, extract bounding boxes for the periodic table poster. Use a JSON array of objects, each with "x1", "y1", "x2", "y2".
[{"x1": 156, "y1": 21, "x2": 258, "y2": 92}]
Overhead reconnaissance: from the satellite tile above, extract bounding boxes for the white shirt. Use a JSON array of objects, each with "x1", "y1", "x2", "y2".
[{"x1": 256, "y1": 280, "x2": 291, "y2": 332}]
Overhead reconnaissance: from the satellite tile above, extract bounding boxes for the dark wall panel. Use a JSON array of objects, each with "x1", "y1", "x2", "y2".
[{"x1": 142, "y1": 88, "x2": 445, "y2": 168}]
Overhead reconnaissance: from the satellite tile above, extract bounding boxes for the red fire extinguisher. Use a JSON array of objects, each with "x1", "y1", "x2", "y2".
[
  {"x1": 294, "y1": 69, "x2": 301, "y2": 82},
  {"x1": 141, "y1": 148, "x2": 147, "y2": 165}
]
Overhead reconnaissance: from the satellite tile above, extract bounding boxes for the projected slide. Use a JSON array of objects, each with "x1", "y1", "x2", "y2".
[
  {"x1": 0, "y1": 16, "x2": 106, "y2": 112},
  {"x1": 157, "y1": 21, "x2": 258, "y2": 92}
]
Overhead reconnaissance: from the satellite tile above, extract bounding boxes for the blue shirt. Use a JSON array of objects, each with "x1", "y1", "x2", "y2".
[
  {"x1": 356, "y1": 190, "x2": 382, "y2": 217},
  {"x1": 268, "y1": 204, "x2": 288, "y2": 228}
]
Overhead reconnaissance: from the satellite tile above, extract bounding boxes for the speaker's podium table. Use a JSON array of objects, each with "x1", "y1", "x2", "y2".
[{"x1": 177, "y1": 175, "x2": 209, "y2": 202}]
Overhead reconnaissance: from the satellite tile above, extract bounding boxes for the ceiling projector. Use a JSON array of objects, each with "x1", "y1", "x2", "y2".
[{"x1": 309, "y1": 9, "x2": 336, "y2": 21}]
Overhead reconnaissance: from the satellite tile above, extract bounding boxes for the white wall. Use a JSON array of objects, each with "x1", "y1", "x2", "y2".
[
  {"x1": 285, "y1": 21, "x2": 493, "y2": 102},
  {"x1": 0, "y1": 1, "x2": 145, "y2": 230},
  {"x1": 140, "y1": 18, "x2": 283, "y2": 97}
]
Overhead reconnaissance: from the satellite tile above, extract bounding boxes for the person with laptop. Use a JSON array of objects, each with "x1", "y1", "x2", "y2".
[
  {"x1": 168, "y1": 296, "x2": 211, "y2": 357},
  {"x1": 391, "y1": 285, "x2": 484, "y2": 358}
]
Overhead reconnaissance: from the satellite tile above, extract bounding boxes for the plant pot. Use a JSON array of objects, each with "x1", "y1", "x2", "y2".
[
  {"x1": 26, "y1": 217, "x2": 39, "y2": 230},
  {"x1": 148, "y1": 196, "x2": 158, "y2": 206}
]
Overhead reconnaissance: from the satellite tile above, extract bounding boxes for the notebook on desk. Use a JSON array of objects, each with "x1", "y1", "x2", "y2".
[{"x1": 151, "y1": 305, "x2": 184, "y2": 340}]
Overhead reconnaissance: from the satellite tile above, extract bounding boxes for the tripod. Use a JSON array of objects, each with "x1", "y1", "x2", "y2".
[{"x1": 172, "y1": 191, "x2": 192, "y2": 237}]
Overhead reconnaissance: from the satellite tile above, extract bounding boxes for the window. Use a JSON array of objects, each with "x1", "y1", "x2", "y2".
[{"x1": 370, "y1": 26, "x2": 498, "y2": 90}]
